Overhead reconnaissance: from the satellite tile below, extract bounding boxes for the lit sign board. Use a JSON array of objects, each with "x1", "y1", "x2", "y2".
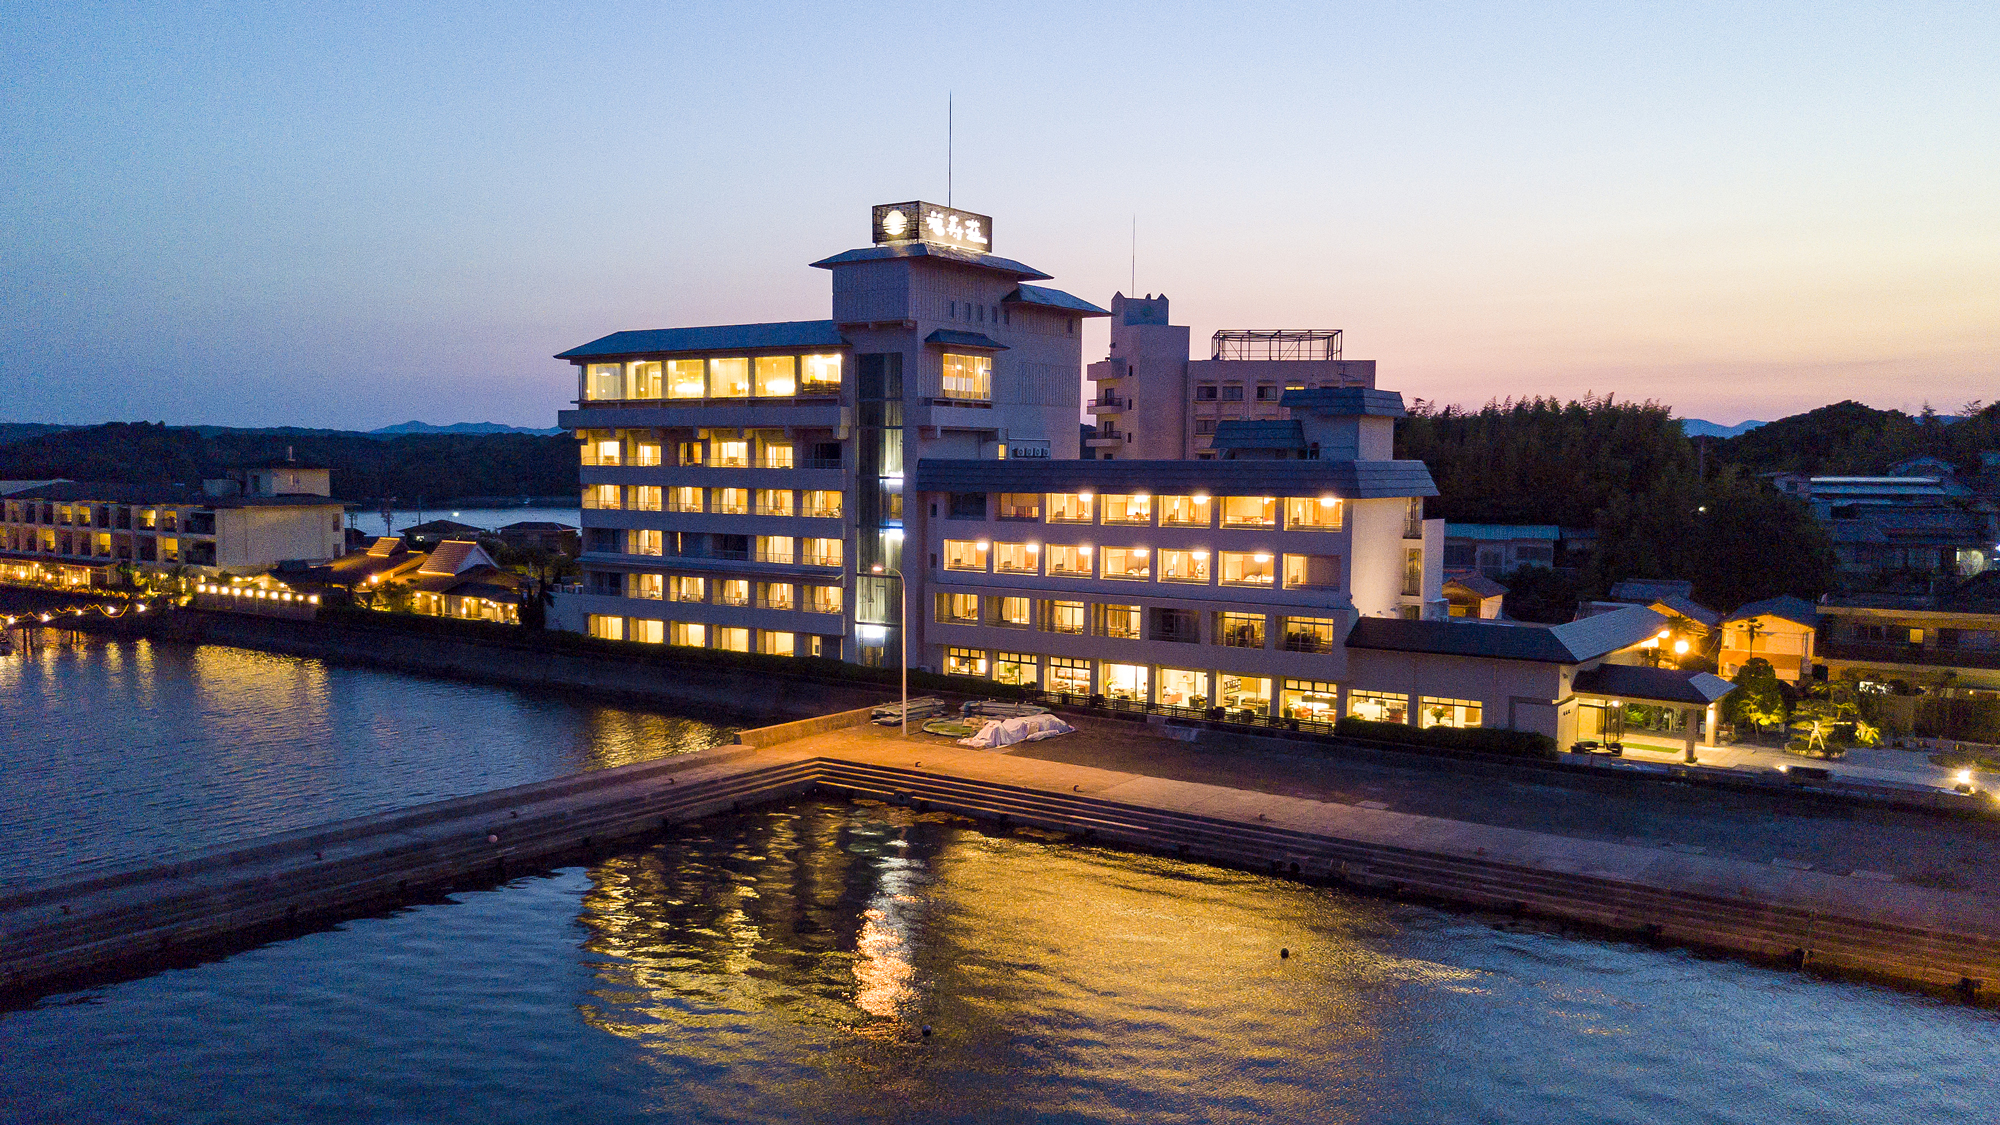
[
  {"x1": 872, "y1": 201, "x2": 993, "y2": 253},
  {"x1": 1006, "y1": 440, "x2": 1050, "y2": 459}
]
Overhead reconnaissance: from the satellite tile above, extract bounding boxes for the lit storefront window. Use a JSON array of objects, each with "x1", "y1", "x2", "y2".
[
  {"x1": 1282, "y1": 679, "x2": 1339, "y2": 723},
  {"x1": 941, "y1": 353, "x2": 992, "y2": 400},
  {"x1": 1047, "y1": 656, "x2": 1090, "y2": 694},
  {"x1": 1347, "y1": 689, "x2": 1410, "y2": 725},
  {"x1": 1158, "y1": 667, "x2": 1208, "y2": 708},
  {"x1": 1420, "y1": 697, "x2": 1483, "y2": 729},
  {"x1": 947, "y1": 647, "x2": 988, "y2": 676},
  {"x1": 1219, "y1": 675, "x2": 1270, "y2": 715},
  {"x1": 1102, "y1": 662, "x2": 1149, "y2": 701},
  {"x1": 994, "y1": 652, "x2": 1037, "y2": 685}
]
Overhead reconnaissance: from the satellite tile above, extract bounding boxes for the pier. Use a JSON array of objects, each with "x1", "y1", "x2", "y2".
[{"x1": 5, "y1": 707, "x2": 1998, "y2": 1001}]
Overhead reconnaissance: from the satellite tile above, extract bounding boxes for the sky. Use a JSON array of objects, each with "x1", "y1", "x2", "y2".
[{"x1": 2, "y1": 1, "x2": 1995, "y2": 431}]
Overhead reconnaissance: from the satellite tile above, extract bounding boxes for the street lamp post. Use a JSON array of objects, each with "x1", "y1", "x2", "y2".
[{"x1": 872, "y1": 562, "x2": 908, "y2": 737}]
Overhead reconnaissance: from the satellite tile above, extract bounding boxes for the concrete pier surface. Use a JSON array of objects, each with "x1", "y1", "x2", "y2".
[{"x1": 5, "y1": 709, "x2": 1997, "y2": 1001}]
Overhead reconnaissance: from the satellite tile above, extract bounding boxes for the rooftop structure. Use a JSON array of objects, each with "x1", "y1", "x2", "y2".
[{"x1": 1211, "y1": 329, "x2": 1342, "y2": 362}]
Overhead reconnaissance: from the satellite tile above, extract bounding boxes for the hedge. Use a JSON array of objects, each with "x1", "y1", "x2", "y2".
[{"x1": 1334, "y1": 716, "x2": 1558, "y2": 760}]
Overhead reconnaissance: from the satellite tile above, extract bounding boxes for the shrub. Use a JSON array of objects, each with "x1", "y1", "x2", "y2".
[{"x1": 1334, "y1": 717, "x2": 1558, "y2": 760}]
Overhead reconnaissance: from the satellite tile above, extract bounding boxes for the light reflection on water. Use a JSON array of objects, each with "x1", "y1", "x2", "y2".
[
  {"x1": 0, "y1": 634, "x2": 732, "y2": 881},
  {"x1": 2, "y1": 799, "x2": 1996, "y2": 1123}
]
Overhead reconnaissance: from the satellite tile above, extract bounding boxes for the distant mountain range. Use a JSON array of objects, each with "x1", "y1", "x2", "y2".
[
  {"x1": 1680, "y1": 419, "x2": 1767, "y2": 439},
  {"x1": 368, "y1": 420, "x2": 564, "y2": 436}
]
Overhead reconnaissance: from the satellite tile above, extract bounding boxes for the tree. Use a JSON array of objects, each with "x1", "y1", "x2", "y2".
[
  {"x1": 1726, "y1": 657, "x2": 1787, "y2": 736},
  {"x1": 1498, "y1": 565, "x2": 1587, "y2": 624}
]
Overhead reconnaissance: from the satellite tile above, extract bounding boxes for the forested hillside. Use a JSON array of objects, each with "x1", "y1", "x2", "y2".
[
  {"x1": 1714, "y1": 399, "x2": 1999, "y2": 476},
  {"x1": 0, "y1": 422, "x2": 575, "y2": 502}
]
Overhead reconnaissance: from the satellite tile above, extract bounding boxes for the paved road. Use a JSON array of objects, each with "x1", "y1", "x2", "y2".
[{"x1": 1002, "y1": 717, "x2": 2000, "y2": 896}]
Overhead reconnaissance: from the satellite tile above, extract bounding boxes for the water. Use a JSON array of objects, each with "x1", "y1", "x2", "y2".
[
  {"x1": 355, "y1": 506, "x2": 578, "y2": 537},
  {"x1": 0, "y1": 634, "x2": 730, "y2": 882},
  {"x1": 3, "y1": 638, "x2": 1996, "y2": 1121},
  {"x1": 2, "y1": 800, "x2": 1994, "y2": 1123}
]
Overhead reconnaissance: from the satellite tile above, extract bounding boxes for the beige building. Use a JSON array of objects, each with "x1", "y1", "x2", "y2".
[{"x1": 1719, "y1": 595, "x2": 1819, "y2": 683}]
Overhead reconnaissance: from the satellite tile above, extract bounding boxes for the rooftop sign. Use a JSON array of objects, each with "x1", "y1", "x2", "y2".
[{"x1": 872, "y1": 201, "x2": 992, "y2": 253}]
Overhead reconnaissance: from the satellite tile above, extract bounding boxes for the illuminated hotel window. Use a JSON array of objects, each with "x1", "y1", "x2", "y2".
[
  {"x1": 588, "y1": 614, "x2": 625, "y2": 641},
  {"x1": 808, "y1": 585, "x2": 842, "y2": 614},
  {"x1": 1094, "y1": 603, "x2": 1141, "y2": 639},
  {"x1": 709, "y1": 358, "x2": 750, "y2": 398},
  {"x1": 936, "y1": 593, "x2": 981, "y2": 624},
  {"x1": 718, "y1": 579, "x2": 750, "y2": 606},
  {"x1": 667, "y1": 360, "x2": 705, "y2": 398},
  {"x1": 1101, "y1": 494, "x2": 1151, "y2": 525},
  {"x1": 1158, "y1": 548, "x2": 1209, "y2": 583},
  {"x1": 946, "y1": 648, "x2": 987, "y2": 676},
  {"x1": 581, "y1": 434, "x2": 619, "y2": 466},
  {"x1": 1218, "y1": 551, "x2": 1274, "y2": 586},
  {"x1": 994, "y1": 652, "x2": 1037, "y2": 685},
  {"x1": 1045, "y1": 600, "x2": 1086, "y2": 634},
  {"x1": 630, "y1": 530, "x2": 665, "y2": 557},
  {"x1": 710, "y1": 439, "x2": 749, "y2": 468},
  {"x1": 760, "y1": 631, "x2": 796, "y2": 656},
  {"x1": 1100, "y1": 546, "x2": 1149, "y2": 581},
  {"x1": 993, "y1": 542, "x2": 1038, "y2": 574},
  {"x1": 944, "y1": 539, "x2": 989, "y2": 571},
  {"x1": 800, "y1": 538, "x2": 842, "y2": 567},
  {"x1": 670, "y1": 621, "x2": 706, "y2": 647},
  {"x1": 714, "y1": 488, "x2": 749, "y2": 516},
  {"x1": 757, "y1": 536, "x2": 794, "y2": 564},
  {"x1": 1421, "y1": 697, "x2": 1483, "y2": 729},
  {"x1": 1347, "y1": 689, "x2": 1410, "y2": 725},
  {"x1": 1047, "y1": 656, "x2": 1090, "y2": 694},
  {"x1": 1045, "y1": 544, "x2": 1091, "y2": 577},
  {"x1": 633, "y1": 486, "x2": 663, "y2": 512},
  {"x1": 1220, "y1": 496, "x2": 1276, "y2": 528},
  {"x1": 760, "y1": 441, "x2": 795, "y2": 469},
  {"x1": 1283, "y1": 554, "x2": 1341, "y2": 589},
  {"x1": 805, "y1": 490, "x2": 842, "y2": 518},
  {"x1": 1158, "y1": 495, "x2": 1211, "y2": 526},
  {"x1": 583, "y1": 484, "x2": 621, "y2": 510},
  {"x1": 631, "y1": 573, "x2": 664, "y2": 600},
  {"x1": 628, "y1": 361, "x2": 663, "y2": 399},
  {"x1": 1219, "y1": 675, "x2": 1271, "y2": 714},
  {"x1": 759, "y1": 582, "x2": 795, "y2": 610},
  {"x1": 1281, "y1": 616, "x2": 1338, "y2": 653},
  {"x1": 801, "y1": 353, "x2": 842, "y2": 393},
  {"x1": 1285, "y1": 496, "x2": 1343, "y2": 530},
  {"x1": 1102, "y1": 662, "x2": 1148, "y2": 701},
  {"x1": 1282, "y1": 680, "x2": 1340, "y2": 723},
  {"x1": 586, "y1": 364, "x2": 622, "y2": 400},
  {"x1": 630, "y1": 618, "x2": 665, "y2": 643},
  {"x1": 1158, "y1": 668, "x2": 1208, "y2": 708},
  {"x1": 1047, "y1": 493, "x2": 1094, "y2": 523},
  {"x1": 993, "y1": 596, "x2": 1034, "y2": 627},
  {"x1": 678, "y1": 441, "x2": 704, "y2": 466},
  {"x1": 670, "y1": 576, "x2": 706, "y2": 602},
  {"x1": 997, "y1": 493, "x2": 1040, "y2": 520},
  {"x1": 668, "y1": 486, "x2": 703, "y2": 513},
  {"x1": 754, "y1": 356, "x2": 797, "y2": 397},
  {"x1": 756, "y1": 489, "x2": 794, "y2": 516},
  {"x1": 634, "y1": 440, "x2": 663, "y2": 466},
  {"x1": 940, "y1": 353, "x2": 991, "y2": 400}
]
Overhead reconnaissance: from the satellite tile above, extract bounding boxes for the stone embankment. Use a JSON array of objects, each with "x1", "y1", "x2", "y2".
[{"x1": 5, "y1": 707, "x2": 1998, "y2": 1003}]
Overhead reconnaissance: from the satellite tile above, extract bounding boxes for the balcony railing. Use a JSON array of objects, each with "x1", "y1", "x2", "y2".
[
  {"x1": 1282, "y1": 632, "x2": 1335, "y2": 654},
  {"x1": 1820, "y1": 641, "x2": 2000, "y2": 671}
]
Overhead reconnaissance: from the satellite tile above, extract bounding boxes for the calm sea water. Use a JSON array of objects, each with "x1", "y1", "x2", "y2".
[
  {"x1": 3, "y1": 638, "x2": 1996, "y2": 1122},
  {"x1": 358, "y1": 506, "x2": 578, "y2": 537}
]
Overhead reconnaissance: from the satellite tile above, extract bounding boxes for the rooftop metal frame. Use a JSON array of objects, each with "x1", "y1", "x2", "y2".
[{"x1": 1211, "y1": 328, "x2": 1342, "y2": 361}]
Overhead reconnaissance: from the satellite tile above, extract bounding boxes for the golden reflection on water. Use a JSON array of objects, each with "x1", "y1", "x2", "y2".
[{"x1": 572, "y1": 800, "x2": 1494, "y2": 1122}]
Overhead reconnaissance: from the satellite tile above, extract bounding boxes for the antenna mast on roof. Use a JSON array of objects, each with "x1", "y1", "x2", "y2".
[
  {"x1": 947, "y1": 92, "x2": 953, "y2": 207},
  {"x1": 1131, "y1": 215, "x2": 1136, "y2": 294}
]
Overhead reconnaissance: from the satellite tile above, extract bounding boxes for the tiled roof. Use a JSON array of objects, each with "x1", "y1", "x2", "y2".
[
  {"x1": 1609, "y1": 578, "x2": 1694, "y2": 602},
  {"x1": 1572, "y1": 665, "x2": 1738, "y2": 705},
  {"x1": 556, "y1": 320, "x2": 846, "y2": 360},
  {"x1": 418, "y1": 540, "x2": 485, "y2": 576},
  {"x1": 1649, "y1": 593, "x2": 1722, "y2": 629},
  {"x1": 1005, "y1": 284, "x2": 1111, "y2": 316},
  {"x1": 1443, "y1": 523, "x2": 1562, "y2": 541},
  {"x1": 1725, "y1": 595, "x2": 1819, "y2": 628},
  {"x1": 1548, "y1": 606, "x2": 1673, "y2": 661},
  {"x1": 924, "y1": 329, "x2": 1008, "y2": 350},
  {"x1": 364, "y1": 536, "x2": 406, "y2": 558},
  {"x1": 1347, "y1": 605, "x2": 1665, "y2": 664},
  {"x1": 809, "y1": 243, "x2": 1053, "y2": 281},
  {"x1": 913, "y1": 458, "x2": 1438, "y2": 499},
  {"x1": 1444, "y1": 573, "x2": 1509, "y2": 599},
  {"x1": 1277, "y1": 388, "x2": 1407, "y2": 417}
]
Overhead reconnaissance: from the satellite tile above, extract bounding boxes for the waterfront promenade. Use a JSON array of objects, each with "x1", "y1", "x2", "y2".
[{"x1": 5, "y1": 707, "x2": 1997, "y2": 1002}]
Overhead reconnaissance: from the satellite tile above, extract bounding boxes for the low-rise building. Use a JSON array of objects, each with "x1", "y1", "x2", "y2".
[
  {"x1": 1441, "y1": 524, "x2": 1563, "y2": 579},
  {"x1": 1818, "y1": 577, "x2": 2000, "y2": 697},
  {"x1": 1720, "y1": 595, "x2": 1819, "y2": 683},
  {"x1": 1771, "y1": 468, "x2": 1997, "y2": 581},
  {"x1": 1443, "y1": 573, "x2": 1507, "y2": 619},
  {"x1": 403, "y1": 540, "x2": 523, "y2": 623},
  {"x1": 496, "y1": 521, "x2": 579, "y2": 556}
]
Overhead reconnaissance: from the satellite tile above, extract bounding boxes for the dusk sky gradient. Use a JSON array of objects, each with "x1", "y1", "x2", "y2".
[{"x1": 3, "y1": 2, "x2": 1995, "y2": 431}]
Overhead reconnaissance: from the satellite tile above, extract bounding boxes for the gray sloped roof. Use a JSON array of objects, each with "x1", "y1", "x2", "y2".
[
  {"x1": 924, "y1": 329, "x2": 1008, "y2": 350},
  {"x1": 912, "y1": 458, "x2": 1438, "y2": 499},
  {"x1": 1210, "y1": 420, "x2": 1305, "y2": 452},
  {"x1": 1573, "y1": 665, "x2": 1738, "y2": 705},
  {"x1": 1346, "y1": 604, "x2": 1666, "y2": 664},
  {"x1": 1724, "y1": 594, "x2": 1818, "y2": 628},
  {"x1": 555, "y1": 320, "x2": 846, "y2": 360},
  {"x1": 1548, "y1": 605, "x2": 1671, "y2": 661},
  {"x1": 1609, "y1": 578, "x2": 1694, "y2": 602},
  {"x1": 1278, "y1": 388, "x2": 1407, "y2": 417},
  {"x1": 1650, "y1": 593, "x2": 1722, "y2": 629},
  {"x1": 1444, "y1": 573, "x2": 1509, "y2": 599},
  {"x1": 1006, "y1": 284, "x2": 1110, "y2": 316},
  {"x1": 809, "y1": 243, "x2": 1053, "y2": 281}
]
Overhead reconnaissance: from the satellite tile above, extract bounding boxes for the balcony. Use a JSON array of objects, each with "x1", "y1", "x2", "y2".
[
  {"x1": 1820, "y1": 641, "x2": 2000, "y2": 671},
  {"x1": 1086, "y1": 396, "x2": 1129, "y2": 415},
  {"x1": 1085, "y1": 429, "x2": 1126, "y2": 449}
]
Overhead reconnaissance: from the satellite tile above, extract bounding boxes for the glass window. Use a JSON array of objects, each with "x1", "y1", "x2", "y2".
[
  {"x1": 801, "y1": 538, "x2": 842, "y2": 567},
  {"x1": 1281, "y1": 617, "x2": 1338, "y2": 653},
  {"x1": 1101, "y1": 494, "x2": 1151, "y2": 525},
  {"x1": 1158, "y1": 668, "x2": 1209, "y2": 708},
  {"x1": 1220, "y1": 385, "x2": 1243, "y2": 401},
  {"x1": 944, "y1": 539, "x2": 990, "y2": 571},
  {"x1": 630, "y1": 618, "x2": 665, "y2": 643},
  {"x1": 1286, "y1": 496, "x2": 1344, "y2": 530},
  {"x1": 1102, "y1": 662, "x2": 1149, "y2": 701},
  {"x1": 936, "y1": 592, "x2": 981, "y2": 623},
  {"x1": 667, "y1": 360, "x2": 705, "y2": 398},
  {"x1": 941, "y1": 353, "x2": 992, "y2": 400},
  {"x1": 1404, "y1": 548, "x2": 1423, "y2": 596},
  {"x1": 1255, "y1": 385, "x2": 1278, "y2": 401},
  {"x1": 760, "y1": 582, "x2": 796, "y2": 610},
  {"x1": 754, "y1": 356, "x2": 796, "y2": 397},
  {"x1": 1219, "y1": 675, "x2": 1270, "y2": 715},
  {"x1": 761, "y1": 631, "x2": 796, "y2": 656},
  {"x1": 1094, "y1": 603, "x2": 1141, "y2": 639},
  {"x1": 714, "y1": 488, "x2": 749, "y2": 515},
  {"x1": 1221, "y1": 496, "x2": 1276, "y2": 528},
  {"x1": 949, "y1": 492, "x2": 987, "y2": 519},
  {"x1": 631, "y1": 573, "x2": 664, "y2": 600},
  {"x1": 994, "y1": 652, "x2": 1037, "y2": 686},
  {"x1": 947, "y1": 647, "x2": 988, "y2": 676},
  {"x1": 1194, "y1": 385, "x2": 1218, "y2": 401},
  {"x1": 668, "y1": 486, "x2": 702, "y2": 513},
  {"x1": 630, "y1": 530, "x2": 665, "y2": 557},
  {"x1": 1216, "y1": 612, "x2": 1265, "y2": 648},
  {"x1": 717, "y1": 579, "x2": 750, "y2": 606},
  {"x1": 809, "y1": 585, "x2": 842, "y2": 614},
  {"x1": 997, "y1": 493, "x2": 1041, "y2": 520},
  {"x1": 633, "y1": 486, "x2": 663, "y2": 512},
  {"x1": 711, "y1": 439, "x2": 749, "y2": 468},
  {"x1": 757, "y1": 536, "x2": 794, "y2": 563},
  {"x1": 1158, "y1": 495, "x2": 1211, "y2": 526},
  {"x1": 1158, "y1": 548, "x2": 1209, "y2": 583},
  {"x1": 1047, "y1": 493, "x2": 1094, "y2": 523},
  {"x1": 588, "y1": 614, "x2": 625, "y2": 640},
  {"x1": 1421, "y1": 697, "x2": 1483, "y2": 729},
  {"x1": 1219, "y1": 551, "x2": 1274, "y2": 586},
  {"x1": 583, "y1": 484, "x2": 621, "y2": 510},
  {"x1": 1100, "y1": 546, "x2": 1149, "y2": 581},
  {"x1": 583, "y1": 435, "x2": 620, "y2": 466},
  {"x1": 586, "y1": 364, "x2": 622, "y2": 400},
  {"x1": 670, "y1": 576, "x2": 706, "y2": 602},
  {"x1": 714, "y1": 627, "x2": 750, "y2": 653},
  {"x1": 1045, "y1": 600, "x2": 1087, "y2": 634},
  {"x1": 709, "y1": 358, "x2": 750, "y2": 398},
  {"x1": 1348, "y1": 689, "x2": 1410, "y2": 725},
  {"x1": 994, "y1": 542, "x2": 1039, "y2": 574},
  {"x1": 1048, "y1": 656, "x2": 1090, "y2": 694},
  {"x1": 634, "y1": 440, "x2": 662, "y2": 466},
  {"x1": 1045, "y1": 544, "x2": 1091, "y2": 577},
  {"x1": 1284, "y1": 554, "x2": 1342, "y2": 589},
  {"x1": 994, "y1": 596, "x2": 1034, "y2": 627},
  {"x1": 805, "y1": 490, "x2": 842, "y2": 518},
  {"x1": 1283, "y1": 680, "x2": 1340, "y2": 723},
  {"x1": 671, "y1": 621, "x2": 706, "y2": 647},
  {"x1": 801, "y1": 353, "x2": 842, "y2": 393},
  {"x1": 757, "y1": 489, "x2": 794, "y2": 516},
  {"x1": 628, "y1": 361, "x2": 663, "y2": 399},
  {"x1": 760, "y1": 441, "x2": 794, "y2": 469},
  {"x1": 678, "y1": 441, "x2": 703, "y2": 466}
]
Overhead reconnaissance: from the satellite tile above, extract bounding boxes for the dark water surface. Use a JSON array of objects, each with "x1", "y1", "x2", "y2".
[
  {"x1": 0, "y1": 634, "x2": 732, "y2": 882},
  {"x1": 3, "y1": 636, "x2": 1996, "y2": 1122}
]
